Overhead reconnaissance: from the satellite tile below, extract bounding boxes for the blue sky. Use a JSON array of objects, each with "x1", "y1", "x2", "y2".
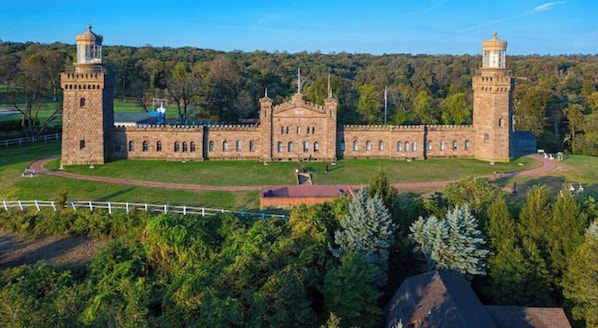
[{"x1": 1, "y1": 0, "x2": 595, "y2": 55}]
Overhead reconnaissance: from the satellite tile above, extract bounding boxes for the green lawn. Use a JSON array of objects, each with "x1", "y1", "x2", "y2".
[
  {"x1": 3, "y1": 141, "x2": 597, "y2": 209},
  {"x1": 53, "y1": 156, "x2": 536, "y2": 186}
]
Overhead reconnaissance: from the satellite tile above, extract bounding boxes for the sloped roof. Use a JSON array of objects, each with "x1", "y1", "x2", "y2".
[
  {"x1": 385, "y1": 271, "x2": 572, "y2": 328},
  {"x1": 486, "y1": 306, "x2": 571, "y2": 328},
  {"x1": 385, "y1": 270, "x2": 497, "y2": 328}
]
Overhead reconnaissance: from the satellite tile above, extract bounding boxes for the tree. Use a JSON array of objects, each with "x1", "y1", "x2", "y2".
[
  {"x1": 409, "y1": 204, "x2": 489, "y2": 275},
  {"x1": 413, "y1": 90, "x2": 437, "y2": 124},
  {"x1": 333, "y1": 189, "x2": 395, "y2": 285},
  {"x1": 167, "y1": 62, "x2": 201, "y2": 124},
  {"x1": 562, "y1": 221, "x2": 598, "y2": 327},
  {"x1": 204, "y1": 55, "x2": 244, "y2": 122},
  {"x1": 6, "y1": 51, "x2": 63, "y2": 136},
  {"x1": 366, "y1": 170, "x2": 398, "y2": 216},
  {"x1": 357, "y1": 84, "x2": 382, "y2": 124},
  {"x1": 442, "y1": 176, "x2": 502, "y2": 225},
  {"x1": 322, "y1": 252, "x2": 383, "y2": 328},
  {"x1": 441, "y1": 92, "x2": 471, "y2": 125}
]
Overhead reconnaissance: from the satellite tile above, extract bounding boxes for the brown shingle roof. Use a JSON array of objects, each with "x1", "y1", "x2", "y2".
[{"x1": 486, "y1": 306, "x2": 571, "y2": 328}]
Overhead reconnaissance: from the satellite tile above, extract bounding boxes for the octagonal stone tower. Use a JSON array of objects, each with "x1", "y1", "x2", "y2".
[
  {"x1": 472, "y1": 32, "x2": 514, "y2": 162},
  {"x1": 61, "y1": 26, "x2": 114, "y2": 166}
]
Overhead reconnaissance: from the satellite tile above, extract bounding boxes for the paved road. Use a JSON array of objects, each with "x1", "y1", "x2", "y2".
[{"x1": 28, "y1": 155, "x2": 557, "y2": 192}]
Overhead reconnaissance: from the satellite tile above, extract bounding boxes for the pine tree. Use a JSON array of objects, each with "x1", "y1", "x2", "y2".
[
  {"x1": 367, "y1": 170, "x2": 398, "y2": 215},
  {"x1": 333, "y1": 189, "x2": 395, "y2": 285},
  {"x1": 409, "y1": 204, "x2": 489, "y2": 275}
]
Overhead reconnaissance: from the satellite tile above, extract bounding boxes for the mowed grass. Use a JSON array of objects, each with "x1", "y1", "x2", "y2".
[
  {"x1": 55, "y1": 156, "x2": 537, "y2": 186},
  {"x1": 0, "y1": 141, "x2": 260, "y2": 209},
  {"x1": 4, "y1": 141, "x2": 598, "y2": 209}
]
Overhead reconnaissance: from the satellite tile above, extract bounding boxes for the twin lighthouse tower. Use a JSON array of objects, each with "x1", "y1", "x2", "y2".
[{"x1": 61, "y1": 27, "x2": 515, "y2": 166}]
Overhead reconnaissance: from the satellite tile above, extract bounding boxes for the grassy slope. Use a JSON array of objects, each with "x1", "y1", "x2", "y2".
[{"x1": 2, "y1": 141, "x2": 597, "y2": 209}]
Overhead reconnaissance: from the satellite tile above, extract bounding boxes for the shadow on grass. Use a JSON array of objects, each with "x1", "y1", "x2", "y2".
[
  {"x1": 0, "y1": 234, "x2": 91, "y2": 269},
  {"x1": 96, "y1": 187, "x2": 135, "y2": 202}
]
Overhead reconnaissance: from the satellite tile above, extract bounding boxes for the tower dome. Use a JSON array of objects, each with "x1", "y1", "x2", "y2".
[
  {"x1": 481, "y1": 32, "x2": 507, "y2": 69},
  {"x1": 75, "y1": 25, "x2": 103, "y2": 72}
]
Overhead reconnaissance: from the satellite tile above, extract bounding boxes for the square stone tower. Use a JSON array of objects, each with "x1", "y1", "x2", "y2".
[
  {"x1": 472, "y1": 32, "x2": 514, "y2": 162},
  {"x1": 61, "y1": 26, "x2": 114, "y2": 166}
]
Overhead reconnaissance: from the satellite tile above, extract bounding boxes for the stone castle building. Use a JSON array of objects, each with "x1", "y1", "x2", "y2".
[{"x1": 61, "y1": 27, "x2": 535, "y2": 166}]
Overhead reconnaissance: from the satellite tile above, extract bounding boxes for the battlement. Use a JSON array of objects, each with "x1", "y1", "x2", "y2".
[
  {"x1": 342, "y1": 124, "x2": 426, "y2": 131},
  {"x1": 112, "y1": 125, "x2": 204, "y2": 132},
  {"x1": 61, "y1": 71, "x2": 106, "y2": 81},
  {"x1": 208, "y1": 125, "x2": 261, "y2": 131},
  {"x1": 426, "y1": 125, "x2": 474, "y2": 130}
]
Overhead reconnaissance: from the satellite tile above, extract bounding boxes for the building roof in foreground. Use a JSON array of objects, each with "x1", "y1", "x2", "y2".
[{"x1": 385, "y1": 270, "x2": 571, "y2": 328}]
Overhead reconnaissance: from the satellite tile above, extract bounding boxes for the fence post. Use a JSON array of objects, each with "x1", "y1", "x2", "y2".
[
  {"x1": 18, "y1": 200, "x2": 23, "y2": 211},
  {"x1": 51, "y1": 201, "x2": 56, "y2": 211},
  {"x1": 202, "y1": 207, "x2": 205, "y2": 217},
  {"x1": 108, "y1": 202, "x2": 112, "y2": 215},
  {"x1": 71, "y1": 201, "x2": 77, "y2": 211},
  {"x1": 3, "y1": 200, "x2": 8, "y2": 211},
  {"x1": 126, "y1": 202, "x2": 129, "y2": 214},
  {"x1": 164, "y1": 204, "x2": 167, "y2": 214},
  {"x1": 261, "y1": 213, "x2": 265, "y2": 220},
  {"x1": 89, "y1": 201, "x2": 93, "y2": 212},
  {"x1": 34, "y1": 200, "x2": 40, "y2": 211},
  {"x1": 19, "y1": 138, "x2": 22, "y2": 145},
  {"x1": 145, "y1": 203, "x2": 148, "y2": 212},
  {"x1": 183, "y1": 206, "x2": 186, "y2": 215}
]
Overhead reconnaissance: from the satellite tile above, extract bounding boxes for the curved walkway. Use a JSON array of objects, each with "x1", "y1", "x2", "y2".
[{"x1": 28, "y1": 155, "x2": 558, "y2": 192}]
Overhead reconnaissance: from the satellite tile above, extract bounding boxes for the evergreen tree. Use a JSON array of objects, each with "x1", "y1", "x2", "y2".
[
  {"x1": 333, "y1": 189, "x2": 395, "y2": 285},
  {"x1": 562, "y1": 221, "x2": 598, "y2": 327},
  {"x1": 409, "y1": 204, "x2": 489, "y2": 275},
  {"x1": 322, "y1": 252, "x2": 383, "y2": 328}
]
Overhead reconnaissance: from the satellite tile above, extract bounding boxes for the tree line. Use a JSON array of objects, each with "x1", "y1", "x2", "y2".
[
  {"x1": 1, "y1": 41, "x2": 598, "y2": 153},
  {"x1": 0, "y1": 174, "x2": 596, "y2": 327}
]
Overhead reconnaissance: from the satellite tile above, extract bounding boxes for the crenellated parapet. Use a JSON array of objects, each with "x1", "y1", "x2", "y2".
[
  {"x1": 208, "y1": 125, "x2": 261, "y2": 131},
  {"x1": 426, "y1": 125, "x2": 475, "y2": 130},
  {"x1": 342, "y1": 124, "x2": 426, "y2": 131}
]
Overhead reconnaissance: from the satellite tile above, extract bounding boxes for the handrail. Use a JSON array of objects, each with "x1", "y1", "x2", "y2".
[{"x1": 0, "y1": 199, "x2": 286, "y2": 220}]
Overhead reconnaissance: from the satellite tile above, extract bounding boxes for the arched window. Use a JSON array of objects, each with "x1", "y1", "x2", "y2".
[
  {"x1": 79, "y1": 98, "x2": 86, "y2": 107},
  {"x1": 366, "y1": 140, "x2": 371, "y2": 151},
  {"x1": 340, "y1": 140, "x2": 346, "y2": 151},
  {"x1": 452, "y1": 140, "x2": 457, "y2": 150},
  {"x1": 427, "y1": 140, "x2": 432, "y2": 150},
  {"x1": 353, "y1": 140, "x2": 358, "y2": 151},
  {"x1": 288, "y1": 142, "x2": 293, "y2": 152},
  {"x1": 297, "y1": 126, "x2": 301, "y2": 134},
  {"x1": 249, "y1": 140, "x2": 255, "y2": 152},
  {"x1": 397, "y1": 141, "x2": 402, "y2": 151},
  {"x1": 208, "y1": 140, "x2": 214, "y2": 152},
  {"x1": 314, "y1": 141, "x2": 319, "y2": 152},
  {"x1": 222, "y1": 141, "x2": 228, "y2": 151},
  {"x1": 484, "y1": 133, "x2": 490, "y2": 142},
  {"x1": 128, "y1": 141, "x2": 134, "y2": 152},
  {"x1": 142, "y1": 141, "x2": 149, "y2": 152},
  {"x1": 190, "y1": 141, "x2": 196, "y2": 152},
  {"x1": 277, "y1": 142, "x2": 283, "y2": 153},
  {"x1": 236, "y1": 140, "x2": 241, "y2": 151},
  {"x1": 440, "y1": 140, "x2": 445, "y2": 151},
  {"x1": 498, "y1": 118, "x2": 503, "y2": 127},
  {"x1": 378, "y1": 140, "x2": 384, "y2": 151},
  {"x1": 303, "y1": 141, "x2": 309, "y2": 152},
  {"x1": 280, "y1": 126, "x2": 284, "y2": 134},
  {"x1": 174, "y1": 142, "x2": 180, "y2": 152},
  {"x1": 285, "y1": 126, "x2": 289, "y2": 134},
  {"x1": 312, "y1": 126, "x2": 316, "y2": 134},
  {"x1": 465, "y1": 140, "x2": 470, "y2": 150},
  {"x1": 405, "y1": 141, "x2": 410, "y2": 152},
  {"x1": 182, "y1": 142, "x2": 188, "y2": 152},
  {"x1": 156, "y1": 141, "x2": 162, "y2": 152},
  {"x1": 412, "y1": 141, "x2": 417, "y2": 151},
  {"x1": 79, "y1": 140, "x2": 86, "y2": 149}
]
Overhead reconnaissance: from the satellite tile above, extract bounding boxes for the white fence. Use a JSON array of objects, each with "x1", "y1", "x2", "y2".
[
  {"x1": 1, "y1": 200, "x2": 286, "y2": 220},
  {"x1": 1, "y1": 133, "x2": 61, "y2": 147}
]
